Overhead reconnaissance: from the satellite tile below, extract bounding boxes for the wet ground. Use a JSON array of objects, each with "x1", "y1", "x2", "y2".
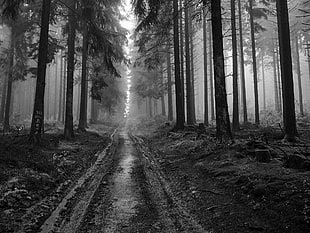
[
  {"x1": 77, "y1": 127, "x2": 206, "y2": 233},
  {"x1": 37, "y1": 125, "x2": 208, "y2": 233}
]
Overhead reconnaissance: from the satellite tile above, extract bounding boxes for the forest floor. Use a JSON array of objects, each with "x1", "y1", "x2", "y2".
[
  {"x1": 130, "y1": 116, "x2": 310, "y2": 232},
  {"x1": 0, "y1": 118, "x2": 310, "y2": 232},
  {"x1": 0, "y1": 123, "x2": 117, "y2": 232}
]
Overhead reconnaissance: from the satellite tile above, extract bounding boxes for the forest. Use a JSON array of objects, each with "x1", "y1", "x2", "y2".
[{"x1": 0, "y1": 0, "x2": 310, "y2": 232}]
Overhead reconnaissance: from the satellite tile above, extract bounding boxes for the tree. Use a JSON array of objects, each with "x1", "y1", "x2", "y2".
[
  {"x1": 78, "y1": 6, "x2": 90, "y2": 131},
  {"x1": 3, "y1": 28, "x2": 14, "y2": 131},
  {"x1": 231, "y1": 0, "x2": 239, "y2": 131},
  {"x1": 28, "y1": 0, "x2": 52, "y2": 143},
  {"x1": 276, "y1": 0, "x2": 298, "y2": 140},
  {"x1": 249, "y1": 0, "x2": 259, "y2": 125},
  {"x1": 185, "y1": 0, "x2": 194, "y2": 125},
  {"x1": 211, "y1": 0, "x2": 232, "y2": 140},
  {"x1": 173, "y1": 0, "x2": 185, "y2": 130},
  {"x1": 238, "y1": 0, "x2": 248, "y2": 123},
  {"x1": 167, "y1": 45, "x2": 174, "y2": 121},
  {"x1": 202, "y1": 0, "x2": 208, "y2": 126},
  {"x1": 64, "y1": 0, "x2": 76, "y2": 139}
]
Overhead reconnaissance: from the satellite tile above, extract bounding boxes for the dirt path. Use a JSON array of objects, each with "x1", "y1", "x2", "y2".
[{"x1": 37, "y1": 125, "x2": 210, "y2": 233}]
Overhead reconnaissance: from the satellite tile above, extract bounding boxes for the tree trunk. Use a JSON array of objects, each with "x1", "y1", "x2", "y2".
[
  {"x1": 148, "y1": 97, "x2": 153, "y2": 117},
  {"x1": 62, "y1": 57, "x2": 67, "y2": 123},
  {"x1": 203, "y1": 1, "x2": 208, "y2": 126},
  {"x1": 307, "y1": 39, "x2": 310, "y2": 84},
  {"x1": 46, "y1": 65, "x2": 50, "y2": 121},
  {"x1": 179, "y1": 0, "x2": 185, "y2": 114},
  {"x1": 261, "y1": 50, "x2": 266, "y2": 111},
  {"x1": 64, "y1": 0, "x2": 76, "y2": 139},
  {"x1": 173, "y1": 0, "x2": 185, "y2": 130},
  {"x1": 78, "y1": 26, "x2": 88, "y2": 131},
  {"x1": 90, "y1": 97, "x2": 98, "y2": 123},
  {"x1": 211, "y1": 0, "x2": 232, "y2": 140},
  {"x1": 54, "y1": 54, "x2": 58, "y2": 120},
  {"x1": 249, "y1": 0, "x2": 259, "y2": 125},
  {"x1": 0, "y1": 73, "x2": 8, "y2": 123},
  {"x1": 58, "y1": 50, "x2": 63, "y2": 122},
  {"x1": 185, "y1": 0, "x2": 194, "y2": 125},
  {"x1": 4, "y1": 40, "x2": 14, "y2": 131},
  {"x1": 209, "y1": 21, "x2": 215, "y2": 121},
  {"x1": 231, "y1": 0, "x2": 239, "y2": 131},
  {"x1": 238, "y1": 0, "x2": 247, "y2": 123},
  {"x1": 276, "y1": 0, "x2": 298, "y2": 140},
  {"x1": 167, "y1": 48, "x2": 173, "y2": 121},
  {"x1": 294, "y1": 36, "x2": 304, "y2": 116},
  {"x1": 275, "y1": 46, "x2": 282, "y2": 113},
  {"x1": 160, "y1": 65, "x2": 166, "y2": 116},
  {"x1": 189, "y1": 4, "x2": 196, "y2": 124},
  {"x1": 272, "y1": 43, "x2": 280, "y2": 112},
  {"x1": 29, "y1": 0, "x2": 51, "y2": 142}
]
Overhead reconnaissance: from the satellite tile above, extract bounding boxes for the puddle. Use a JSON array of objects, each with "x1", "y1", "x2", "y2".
[{"x1": 104, "y1": 131, "x2": 139, "y2": 231}]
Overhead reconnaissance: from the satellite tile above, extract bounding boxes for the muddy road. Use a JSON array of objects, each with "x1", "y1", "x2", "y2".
[{"x1": 38, "y1": 126, "x2": 209, "y2": 233}]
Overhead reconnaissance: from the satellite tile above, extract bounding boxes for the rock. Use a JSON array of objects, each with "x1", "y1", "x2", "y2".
[
  {"x1": 284, "y1": 154, "x2": 310, "y2": 170},
  {"x1": 255, "y1": 149, "x2": 271, "y2": 163}
]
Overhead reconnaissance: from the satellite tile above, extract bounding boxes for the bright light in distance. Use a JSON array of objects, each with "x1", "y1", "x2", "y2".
[{"x1": 121, "y1": 0, "x2": 135, "y2": 118}]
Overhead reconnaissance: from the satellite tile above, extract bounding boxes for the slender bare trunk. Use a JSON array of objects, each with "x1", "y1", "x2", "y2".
[
  {"x1": 4, "y1": 39, "x2": 14, "y2": 131},
  {"x1": 167, "y1": 48, "x2": 173, "y2": 121},
  {"x1": 261, "y1": 51, "x2": 266, "y2": 111},
  {"x1": 249, "y1": 0, "x2": 259, "y2": 125},
  {"x1": 79, "y1": 26, "x2": 88, "y2": 131},
  {"x1": 185, "y1": 0, "x2": 194, "y2": 125},
  {"x1": 203, "y1": 1, "x2": 208, "y2": 125},
  {"x1": 294, "y1": 36, "x2": 303, "y2": 116},
  {"x1": 272, "y1": 43, "x2": 280, "y2": 112},
  {"x1": 231, "y1": 0, "x2": 239, "y2": 131},
  {"x1": 238, "y1": 0, "x2": 247, "y2": 123},
  {"x1": 173, "y1": 0, "x2": 185, "y2": 130},
  {"x1": 58, "y1": 50, "x2": 63, "y2": 122}
]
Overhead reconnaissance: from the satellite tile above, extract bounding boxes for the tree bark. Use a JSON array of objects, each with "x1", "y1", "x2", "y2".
[
  {"x1": 249, "y1": 0, "x2": 259, "y2": 125},
  {"x1": 78, "y1": 26, "x2": 88, "y2": 131},
  {"x1": 276, "y1": 0, "x2": 298, "y2": 140},
  {"x1": 294, "y1": 36, "x2": 304, "y2": 116},
  {"x1": 185, "y1": 0, "x2": 194, "y2": 125},
  {"x1": 173, "y1": 0, "x2": 185, "y2": 130},
  {"x1": 209, "y1": 21, "x2": 215, "y2": 121},
  {"x1": 179, "y1": 0, "x2": 185, "y2": 117},
  {"x1": 4, "y1": 39, "x2": 14, "y2": 131},
  {"x1": 189, "y1": 3, "x2": 196, "y2": 124},
  {"x1": 160, "y1": 65, "x2": 166, "y2": 116},
  {"x1": 211, "y1": 0, "x2": 232, "y2": 140},
  {"x1": 64, "y1": 0, "x2": 76, "y2": 139},
  {"x1": 238, "y1": 0, "x2": 247, "y2": 123},
  {"x1": 0, "y1": 72, "x2": 8, "y2": 123},
  {"x1": 272, "y1": 43, "x2": 280, "y2": 112},
  {"x1": 275, "y1": 46, "x2": 282, "y2": 113},
  {"x1": 203, "y1": 1, "x2": 208, "y2": 126},
  {"x1": 261, "y1": 50, "x2": 266, "y2": 111},
  {"x1": 231, "y1": 0, "x2": 239, "y2": 131},
  {"x1": 167, "y1": 48, "x2": 173, "y2": 121},
  {"x1": 58, "y1": 50, "x2": 63, "y2": 122},
  {"x1": 29, "y1": 0, "x2": 52, "y2": 143},
  {"x1": 148, "y1": 97, "x2": 153, "y2": 117}
]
